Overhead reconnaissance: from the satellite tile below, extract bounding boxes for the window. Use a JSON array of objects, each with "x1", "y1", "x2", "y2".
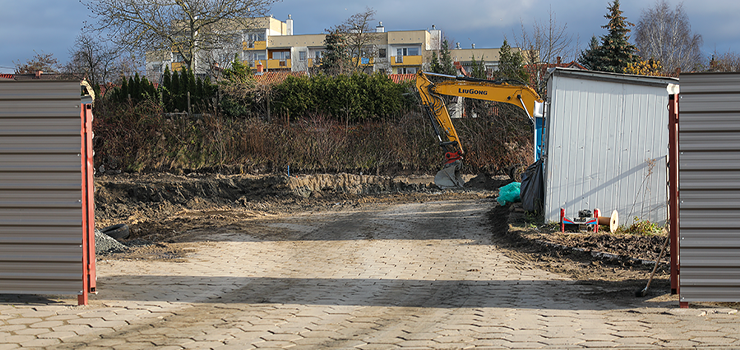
[
  {"x1": 378, "y1": 48, "x2": 386, "y2": 58},
  {"x1": 271, "y1": 51, "x2": 290, "y2": 60},
  {"x1": 397, "y1": 67, "x2": 417, "y2": 74},
  {"x1": 396, "y1": 47, "x2": 420, "y2": 57},
  {"x1": 173, "y1": 53, "x2": 185, "y2": 62},
  {"x1": 244, "y1": 32, "x2": 266, "y2": 48},
  {"x1": 245, "y1": 52, "x2": 266, "y2": 62},
  {"x1": 299, "y1": 51, "x2": 307, "y2": 61}
]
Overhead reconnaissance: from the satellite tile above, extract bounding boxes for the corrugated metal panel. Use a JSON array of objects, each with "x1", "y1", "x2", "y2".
[
  {"x1": 679, "y1": 72, "x2": 740, "y2": 303},
  {"x1": 0, "y1": 80, "x2": 84, "y2": 295},
  {"x1": 544, "y1": 68, "x2": 676, "y2": 226}
]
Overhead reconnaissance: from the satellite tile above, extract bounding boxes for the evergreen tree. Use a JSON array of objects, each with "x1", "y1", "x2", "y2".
[
  {"x1": 431, "y1": 39, "x2": 456, "y2": 75},
  {"x1": 119, "y1": 76, "x2": 129, "y2": 102},
  {"x1": 470, "y1": 55, "x2": 487, "y2": 79},
  {"x1": 186, "y1": 69, "x2": 197, "y2": 111},
  {"x1": 171, "y1": 69, "x2": 181, "y2": 111},
  {"x1": 440, "y1": 40, "x2": 456, "y2": 75},
  {"x1": 494, "y1": 40, "x2": 529, "y2": 83},
  {"x1": 430, "y1": 52, "x2": 441, "y2": 74},
  {"x1": 322, "y1": 31, "x2": 348, "y2": 75},
  {"x1": 161, "y1": 66, "x2": 172, "y2": 110},
  {"x1": 578, "y1": 36, "x2": 602, "y2": 70},
  {"x1": 132, "y1": 73, "x2": 141, "y2": 101},
  {"x1": 584, "y1": 0, "x2": 639, "y2": 73}
]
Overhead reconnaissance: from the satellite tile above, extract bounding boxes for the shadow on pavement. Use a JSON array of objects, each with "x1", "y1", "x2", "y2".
[{"x1": 85, "y1": 275, "x2": 670, "y2": 310}]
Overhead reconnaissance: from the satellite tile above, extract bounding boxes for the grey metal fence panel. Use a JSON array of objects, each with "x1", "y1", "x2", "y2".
[
  {"x1": 679, "y1": 72, "x2": 740, "y2": 303},
  {"x1": 0, "y1": 80, "x2": 83, "y2": 295}
]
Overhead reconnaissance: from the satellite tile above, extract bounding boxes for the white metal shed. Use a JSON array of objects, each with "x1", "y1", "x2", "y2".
[{"x1": 543, "y1": 68, "x2": 678, "y2": 226}]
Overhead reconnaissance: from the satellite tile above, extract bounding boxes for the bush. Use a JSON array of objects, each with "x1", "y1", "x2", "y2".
[{"x1": 93, "y1": 72, "x2": 533, "y2": 176}]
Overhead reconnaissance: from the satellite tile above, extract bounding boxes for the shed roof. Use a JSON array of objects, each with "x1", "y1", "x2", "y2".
[{"x1": 547, "y1": 67, "x2": 678, "y2": 88}]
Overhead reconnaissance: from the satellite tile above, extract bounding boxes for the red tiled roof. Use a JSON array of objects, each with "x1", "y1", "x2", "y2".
[
  {"x1": 389, "y1": 74, "x2": 415, "y2": 84},
  {"x1": 254, "y1": 71, "x2": 308, "y2": 85}
]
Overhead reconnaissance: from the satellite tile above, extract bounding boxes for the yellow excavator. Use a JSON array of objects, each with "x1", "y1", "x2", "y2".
[{"x1": 415, "y1": 71, "x2": 544, "y2": 188}]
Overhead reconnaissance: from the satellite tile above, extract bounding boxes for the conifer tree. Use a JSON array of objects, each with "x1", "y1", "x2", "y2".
[
  {"x1": 494, "y1": 40, "x2": 529, "y2": 83},
  {"x1": 431, "y1": 39, "x2": 456, "y2": 75},
  {"x1": 581, "y1": 0, "x2": 639, "y2": 73},
  {"x1": 470, "y1": 55, "x2": 487, "y2": 79},
  {"x1": 171, "y1": 69, "x2": 181, "y2": 111},
  {"x1": 161, "y1": 66, "x2": 172, "y2": 110},
  {"x1": 578, "y1": 36, "x2": 601, "y2": 70},
  {"x1": 132, "y1": 73, "x2": 141, "y2": 101},
  {"x1": 119, "y1": 76, "x2": 129, "y2": 102}
]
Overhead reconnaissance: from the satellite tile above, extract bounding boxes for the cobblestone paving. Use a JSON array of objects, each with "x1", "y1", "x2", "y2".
[{"x1": 1, "y1": 199, "x2": 738, "y2": 349}]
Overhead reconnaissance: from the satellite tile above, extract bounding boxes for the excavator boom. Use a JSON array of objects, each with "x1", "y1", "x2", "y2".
[{"x1": 416, "y1": 71, "x2": 543, "y2": 188}]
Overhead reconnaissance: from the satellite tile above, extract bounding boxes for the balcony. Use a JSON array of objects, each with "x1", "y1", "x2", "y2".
[
  {"x1": 391, "y1": 55, "x2": 422, "y2": 66},
  {"x1": 352, "y1": 57, "x2": 375, "y2": 66},
  {"x1": 267, "y1": 59, "x2": 291, "y2": 69},
  {"x1": 243, "y1": 41, "x2": 267, "y2": 50}
]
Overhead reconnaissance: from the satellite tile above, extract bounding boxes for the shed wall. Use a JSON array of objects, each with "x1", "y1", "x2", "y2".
[
  {"x1": 544, "y1": 71, "x2": 671, "y2": 226},
  {"x1": 679, "y1": 72, "x2": 740, "y2": 302},
  {"x1": 0, "y1": 81, "x2": 85, "y2": 295}
]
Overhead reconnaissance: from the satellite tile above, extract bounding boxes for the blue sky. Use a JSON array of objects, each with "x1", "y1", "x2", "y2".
[{"x1": 1, "y1": 0, "x2": 738, "y2": 73}]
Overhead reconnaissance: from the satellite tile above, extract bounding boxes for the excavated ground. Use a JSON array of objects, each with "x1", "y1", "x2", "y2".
[{"x1": 94, "y1": 172, "x2": 675, "y2": 301}]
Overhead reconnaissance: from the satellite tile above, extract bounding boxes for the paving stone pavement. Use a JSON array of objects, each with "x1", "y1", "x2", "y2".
[{"x1": 1, "y1": 199, "x2": 738, "y2": 349}]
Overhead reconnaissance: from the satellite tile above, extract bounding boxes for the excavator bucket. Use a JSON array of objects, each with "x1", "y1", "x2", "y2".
[{"x1": 434, "y1": 160, "x2": 465, "y2": 189}]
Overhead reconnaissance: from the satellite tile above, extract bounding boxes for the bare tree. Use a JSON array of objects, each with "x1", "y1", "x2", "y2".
[
  {"x1": 513, "y1": 8, "x2": 578, "y2": 94},
  {"x1": 634, "y1": 0, "x2": 703, "y2": 72},
  {"x1": 708, "y1": 50, "x2": 740, "y2": 72},
  {"x1": 325, "y1": 7, "x2": 380, "y2": 74},
  {"x1": 14, "y1": 51, "x2": 59, "y2": 74},
  {"x1": 63, "y1": 34, "x2": 120, "y2": 88},
  {"x1": 82, "y1": 0, "x2": 277, "y2": 70}
]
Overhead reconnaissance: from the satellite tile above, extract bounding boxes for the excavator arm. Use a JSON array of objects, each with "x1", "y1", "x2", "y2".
[{"x1": 415, "y1": 71, "x2": 543, "y2": 188}]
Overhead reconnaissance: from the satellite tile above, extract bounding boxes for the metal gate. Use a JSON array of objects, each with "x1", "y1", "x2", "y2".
[
  {"x1": 0, "y1": 80, "x2": 96, "y2": 305},
  {"x1": 678, "y1": 72, "x2": 740, "y2": 303}
]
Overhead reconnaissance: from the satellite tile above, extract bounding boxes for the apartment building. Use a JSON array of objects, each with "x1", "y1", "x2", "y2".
[{"x1": 146, "y1": 15, "x2": 511, "y2": 79}]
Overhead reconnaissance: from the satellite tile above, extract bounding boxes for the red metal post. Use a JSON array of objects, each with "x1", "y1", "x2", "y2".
[
  {"x1": 560, "y1": 208, "x2": 565, "y2": 232},
  {"x1": 78, "y1": 104, "x2": 97, "y2": 306},
  {"x1": 668, "y1": 94, "x2": 680, "y2": 296},
  {"x1": 593, "y1": 209, "x2": 600, "y2": 233}
]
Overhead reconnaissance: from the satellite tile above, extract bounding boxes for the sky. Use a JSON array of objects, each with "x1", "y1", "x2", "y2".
[{"x1": 1, "y1": 0, "x2": 739, "y2": 74}]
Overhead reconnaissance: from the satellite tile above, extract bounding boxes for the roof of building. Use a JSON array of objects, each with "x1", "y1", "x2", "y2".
[
  {"x1": 254, "y1": 71, "x2": 308, "y2": 85},
  {"x1": 389, "y1": 74, "x2": 415, "y2": 84}
]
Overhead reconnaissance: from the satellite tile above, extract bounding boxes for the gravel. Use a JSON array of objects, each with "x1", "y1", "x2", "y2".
[{"x1": 95, "y1": 229, "x2": 129, "y2": 255}]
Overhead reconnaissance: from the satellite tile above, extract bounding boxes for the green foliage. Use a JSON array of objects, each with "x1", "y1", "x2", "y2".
[
  {"x1": 578, "y1": 36, "x2": 601, "y2": 70},
  {"x1": 221, "y1": 56, "x2": 252, "y2": 80},
  {"x1": 469, "y1": 55, "x2": 487, "y2": 79},
  {"x1": 271, "y1": 72, "x2": 410, "y2": 123},
  {"x1": 580, "y1": 0, "x2": 639, "y2": 73},
  {"x1": 616, "y1": 217, "x2": 664, "y2": 236},
  {"x1": 322, "y1": 31, "x2": 348, "y2": 75},
  {"x1": 431, "y1": 39, "x2": 456, "y2": 75},
  {"x1": 494, "y1": 40, "x2": 529, "y2": 83},
  {"x1": 156, "y1": 68, "x2": 216, "y2": 113}
]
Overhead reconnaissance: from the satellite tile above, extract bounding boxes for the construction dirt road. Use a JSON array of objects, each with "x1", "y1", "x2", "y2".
[{"x1": 1, "y1": 172, "x2": 739, "y2": 349}]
